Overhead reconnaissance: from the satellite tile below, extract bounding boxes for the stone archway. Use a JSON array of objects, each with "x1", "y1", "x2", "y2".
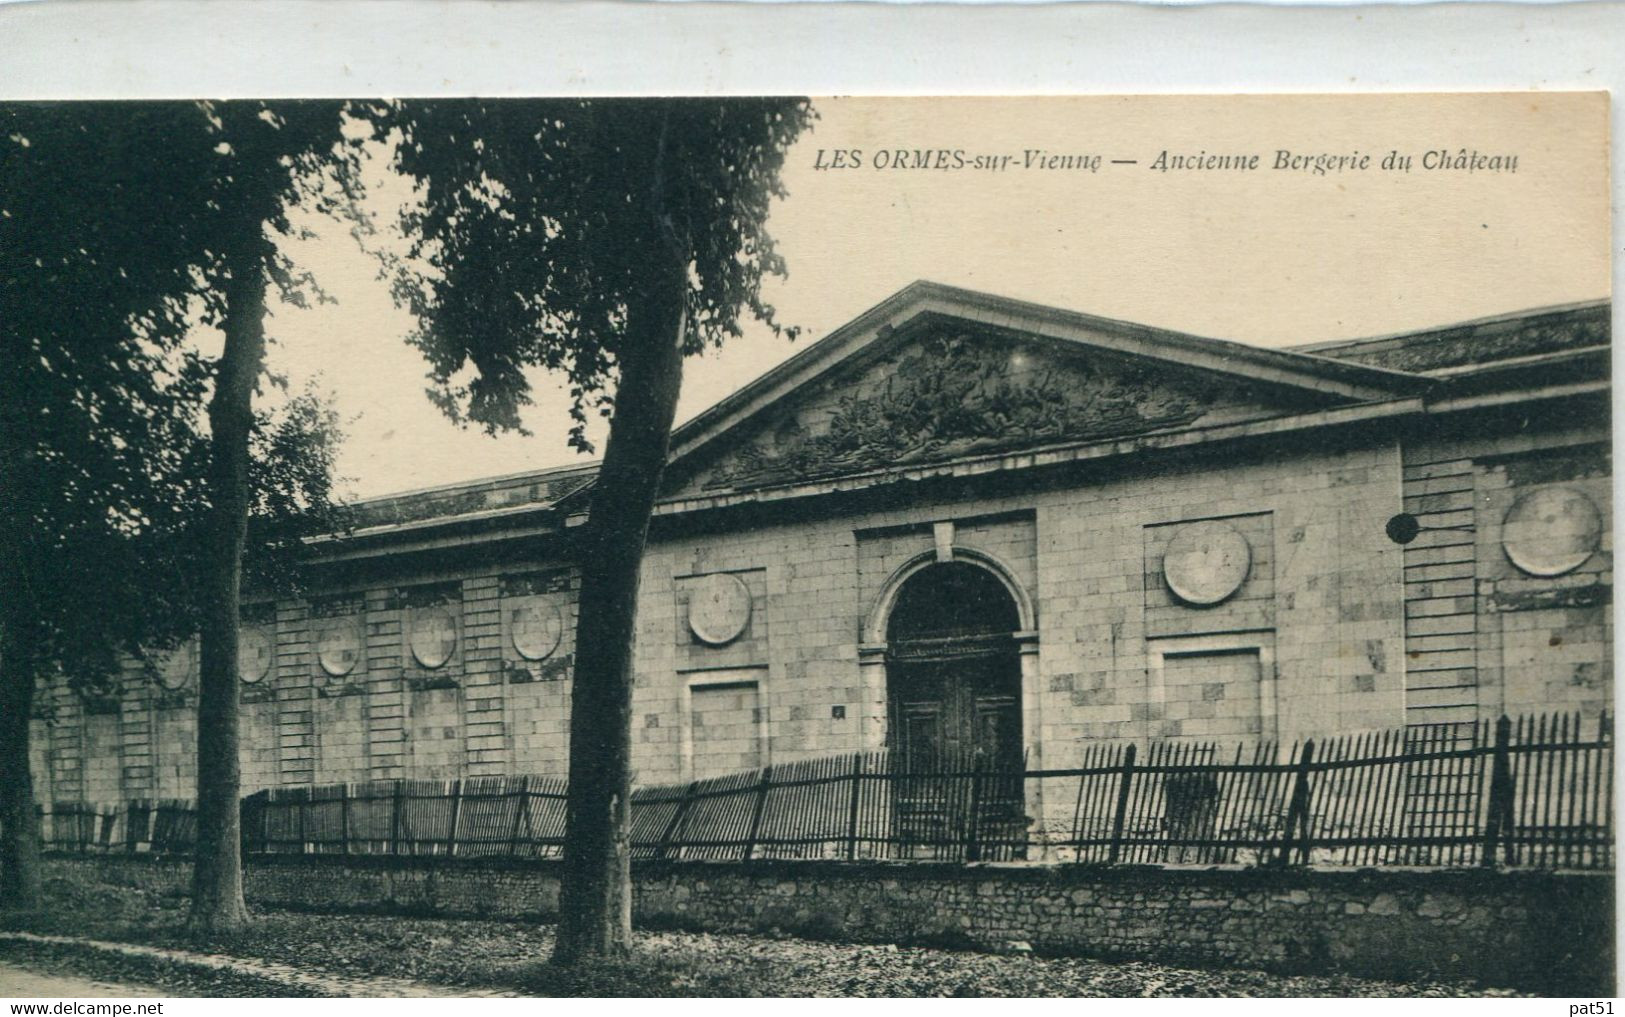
[
  {"x1": 858, "y1": 546, "x2": 1039, "y2": 757},
  {"x1": 857, "y1": 545, "x2": 1045, "y2": 853},
  {"x1": 884, "y1": 561, "x2": 1024, "y2": 772},
  {"x1": 877, "y1": 558, "x2": 1029, "y2": 858}
]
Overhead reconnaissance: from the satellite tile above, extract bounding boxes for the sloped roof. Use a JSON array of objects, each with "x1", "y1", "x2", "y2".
[
  {"x1": 1293, "y1": 300, "x2": 1610, "y2": 374},
  {"x1": 327, "y1": 284, "x2": 1610, "y2": 540},
  {"x1": 668, "y1": 280, "x2": 1429, "y2": 465},
  {"x1": 334, "y1": 461, "x2": 596, "y2": 540}
]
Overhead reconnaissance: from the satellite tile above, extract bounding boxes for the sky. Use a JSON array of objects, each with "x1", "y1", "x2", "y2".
[{"x1": 257, "y1": 94, "x2": 1611, "y2": 501}]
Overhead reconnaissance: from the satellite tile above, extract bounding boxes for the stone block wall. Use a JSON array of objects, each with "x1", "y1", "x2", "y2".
[
  {"x1": 26, "y1": 560, "x2": 582, "y2": 802},
  {"x1": 502, "y1": 568, "x2": 578, "y2": 776},
  {"x1": 636, "y1": 513, "x2": 870, "y2": 785},
  {"x1": 1400, "y1": 418, "x2": 1612, "y2": 733},
  {"x1": 275, "y1": 599, "x2": 314, "y2": 786},
  {"x1": 24, "y1": 414, "x2": 1611, "y2": 809},
  {"x1": 688, "y1": 682, "x2": 765, "y2": 779},
  {"x1": 46, "y1": 854, "x2": 1613, "y2": 994},
  {"x1": 1475, "y1": 440, "x2": 1612, "y2": 725},
  {"x1": 628, "y1": 430, "x2": 1412, "y2": 796},
  {"x1": 631, "y1": 862, "x2": 1612, "y2": 993}
]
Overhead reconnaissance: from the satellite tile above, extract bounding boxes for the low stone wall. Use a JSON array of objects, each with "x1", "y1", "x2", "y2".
[{"x1": 47, "y1": 854, "x2": 1613, "y2": 993}]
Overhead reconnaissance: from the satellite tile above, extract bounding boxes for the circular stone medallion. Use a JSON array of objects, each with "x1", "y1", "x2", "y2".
[
  {"x1": 511, "y1": 602, "x2": 563, "y2": 661},
  {"x1": 1163, "y1": 520, "x2": 1252, "y2": 606},
  {"x1": 317, "y1": 618, "x2": 362, "y2": 677},
  {"x1": 687, "y1": 573, "x2": 753, "y2": 646},
  {"x1": 1502, "y1": 487, "x2": 1602, "y2": 577},
  {"x1": 238, "y1": 626, "x2": 272, "y2": 684},
  {"x1": 155, "y1": 641, "x2": 194, "y2": 691},
  {"x1": 410, "y1": 607, "x2": 459, "y2": 669}
]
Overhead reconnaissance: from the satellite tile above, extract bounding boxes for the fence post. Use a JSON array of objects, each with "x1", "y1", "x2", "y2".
[
  {"x1": 340, "y1": 784, "x2": 351, "y2": 856},
  {"x1": 1277, "y1": 740, "x2": 1316, "y2": 867},
  {"x1": 966, "y1": 758, "x2": 985, "y2": 862},
  {"x1": 391, "y1": 780, "x2": 404, "y2": 856},
  {"x1": 239, "y1": 792, "x2": 263, "y2": 858},
  {"x1": 297, "y1": 790, "x2": 307, "y2": 854},
  {"x1": 743, "y1": 766, "x2": 774, "y2": 862},
  {"x1": 1108, "y1": 743, "x2": 1136, "y2": 865},
  {"x1": 1480, "y1": 715, "x2": 1514, "y2": 869},
  {"x1": 657, "y1": 781, "x2": 698, "y2": 862},
  {"x1": 508, "y1": 776, "x2": 531, "y2": 858},
  {"x1": 446, "y1": 780, "x2": 464, "y2": 858},
  {"x1": 846, "y1": 753, "x2": 864, "y2": 861}
]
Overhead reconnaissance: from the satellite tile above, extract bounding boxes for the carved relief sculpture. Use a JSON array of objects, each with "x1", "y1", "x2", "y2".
[
  {"x1": 238, "y1": 626, "x2": 273, "y2": 684},
  {"x1": 316, "y1": 617, "x2": 362, "y2": 680},
  {"x1": 511, "y1": 602, "x2": 564, "y2": 661},
  {"x1": 409, "y1": 607, "x2": 459, "y2": 669},
  {"x1": 705, "y1": 333, "x2": 1207, "y2": 490},
  {"x1": 155, "y1": 640, "x2": 194, "y2": 691},
  {"x1": 1502, "y1": 486, "x2": 1603, "y2": 577},
  {"x1": 688, "y1": 572, "x2": 753, "y2": 645},
  {"x1": 1163, "y1": 519, "x2": 1252, "y2": 606}
]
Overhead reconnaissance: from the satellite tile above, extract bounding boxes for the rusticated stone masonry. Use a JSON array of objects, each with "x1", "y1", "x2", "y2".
[{"x1": 46, "y1": 855, "x2": 1612, "y2": 995}]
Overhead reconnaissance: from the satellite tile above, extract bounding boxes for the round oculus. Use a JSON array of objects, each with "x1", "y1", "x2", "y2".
[
  {"x1": 317, "y1": 618, "x2": 362, "y2": 677},
  {"x1": 410, "y1": 607, "x2": 459, "y2": 669},
  {"x1": 1502, "y1": 487, "x2": 1602, "y2": 578},
  {"x1": 238, "y1": 625, "x2": 273, "y2": 684},
  {"x1": 687, "y1": 572, "x2": 753, "y2": 646},
  {"x1": 1163, "y1": 519, "x2": 1252, "y2": 606},
  {"x1": 511, "y1": 602, "x2": 563, "y2": 661},
  {"x1": 1385, "y1": 513, "x2": 1421, "y2": 546},
  {"x1": 155, "y1": 641, "x2": 194, "y2": 691}
]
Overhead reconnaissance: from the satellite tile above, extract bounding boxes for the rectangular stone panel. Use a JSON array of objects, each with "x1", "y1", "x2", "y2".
[
  {"x1": 1143, "y1": 512, "x2": 1275, "y2": 639},
  {"x1": 689, "y1": 680, "x2": 763, "y2": 780},
  {"x1": 674, "y1": 568, "x2": 768, "y2": 673},
  {"x1": 1159, "y1": 649, "x2": 1263, "y2": 740}
]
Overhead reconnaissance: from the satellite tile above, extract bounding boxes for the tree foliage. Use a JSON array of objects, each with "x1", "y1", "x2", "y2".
[
  {"x1": 2, "y1": 104, "x2": 221, "y2": 691},
  {"x1": 379, "y1": 98, "x2": 812, "y2": 444},
  {"x1": 375, "y1": 98, "x2": 814, "y2": 961},
  {"x1": 1, "y1": 100, "x2": 356, "y2": 683},
  {"x1": 0, "y1": 101, "x2": 354, "y2": 914},
  {"x1": 172, "y1": 99, "x2": 360, "y2": 933}
]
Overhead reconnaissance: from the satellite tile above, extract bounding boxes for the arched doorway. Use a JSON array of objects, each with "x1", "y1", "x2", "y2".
[{"x1": 885, "y1": 561, "x2": 1025, "y2": 856}]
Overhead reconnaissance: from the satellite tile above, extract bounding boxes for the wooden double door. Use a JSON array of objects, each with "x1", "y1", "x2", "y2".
[{"x1": 887, "y1": 646, "x2": 1026, "y2": 857}]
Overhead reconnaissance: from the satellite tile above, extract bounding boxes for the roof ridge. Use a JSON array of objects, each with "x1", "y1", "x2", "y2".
[
  {"x1": 670, "y1": 279, "x2": 1429, "y2": 455},
  {"x1": 333, "y1": 285, "x2": 1609, "y2": 529},
  {"x1": 354, "y1": 458, "x2": 600, "y2": 506},
  {"x1": 1290, "y1": 298, "x2": 1611, "y2": 355}
]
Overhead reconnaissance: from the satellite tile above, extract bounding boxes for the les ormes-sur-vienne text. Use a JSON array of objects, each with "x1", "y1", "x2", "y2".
[{"x1": 812, "y1": 148, "x2": 1519, "y2": 175}]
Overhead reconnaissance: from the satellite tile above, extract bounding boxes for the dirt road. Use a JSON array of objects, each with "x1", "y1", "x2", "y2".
[{"x1": 0, "y1": 962, "x2": 168, "y2": 999}]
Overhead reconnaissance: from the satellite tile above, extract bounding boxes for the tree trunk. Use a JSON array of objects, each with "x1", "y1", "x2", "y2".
[
  {"x1": 188, "y1": 236, "x2": 271, "y2": 934},
  {"x1": 0, "y1": 627, "x2": 44, "y2": 912},
  {"x1": 552, "y1": 264, "x2": 688, "y2": 965}
]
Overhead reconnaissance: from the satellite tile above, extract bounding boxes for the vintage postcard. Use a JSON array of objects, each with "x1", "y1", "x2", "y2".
[{"x1": 1, "y1": 91, "x2": 1612, "y2": 1001}]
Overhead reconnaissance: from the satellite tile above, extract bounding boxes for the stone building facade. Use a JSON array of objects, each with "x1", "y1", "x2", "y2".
[{"x1": 33, "y1": 282, "x2": 1613, "y2": 816}]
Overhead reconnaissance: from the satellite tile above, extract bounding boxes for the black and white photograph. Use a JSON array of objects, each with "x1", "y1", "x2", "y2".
[{"x1": 0, "y1": 12, "x2": 1617, "y2": 1003}]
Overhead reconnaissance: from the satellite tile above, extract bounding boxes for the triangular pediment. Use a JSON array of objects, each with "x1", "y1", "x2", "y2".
[{"x1": 662, "y1": 282, "x2": 1427, "y2": 501}]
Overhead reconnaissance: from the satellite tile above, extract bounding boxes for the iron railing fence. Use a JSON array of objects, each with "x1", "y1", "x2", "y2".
[
  {"x1": 36, "y1": 798, "x2": 197, "y2": 855},
  {"x1": 31, "y1": 711, "x2": 1612, "y2": 871}
]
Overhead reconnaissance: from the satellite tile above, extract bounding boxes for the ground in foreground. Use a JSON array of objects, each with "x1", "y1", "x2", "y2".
[
  {"x1": 0, "y1": 874, "x2": 1528, "y2": 997},
  {"x1": 0, "y1": 961, "x2": 168, "y2": 999}
]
